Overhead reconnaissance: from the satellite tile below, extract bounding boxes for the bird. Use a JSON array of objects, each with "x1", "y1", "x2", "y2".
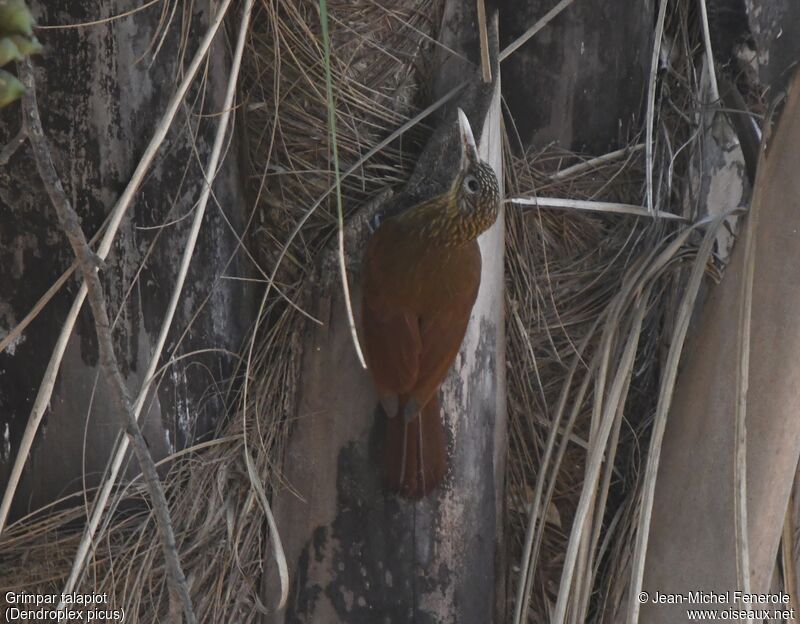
[{"x1": 361, "y1": 108, "x2": 500, "y2": 499}]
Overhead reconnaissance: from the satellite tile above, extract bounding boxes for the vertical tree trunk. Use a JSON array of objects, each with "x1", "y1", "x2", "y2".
[
  {"x1": 0, "y1": 1, "x2": 251, "y2": 518},
  {"x1": 263, "y1": 7, "x2": 507, "y2": 623}
]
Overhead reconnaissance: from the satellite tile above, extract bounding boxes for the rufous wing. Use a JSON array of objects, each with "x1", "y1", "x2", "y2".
[{"x1": 361, "y1": 301, "x2": 421, "y2": 397}]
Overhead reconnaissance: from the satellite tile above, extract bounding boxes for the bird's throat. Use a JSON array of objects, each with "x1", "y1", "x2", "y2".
[{"x1": 397, "y1": 195, "x2": 497, "y2": 248}]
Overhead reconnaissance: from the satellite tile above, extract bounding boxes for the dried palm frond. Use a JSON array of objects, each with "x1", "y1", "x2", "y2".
[{"x1": 503, "y1": 1, "x2": 748, "y2": 620}]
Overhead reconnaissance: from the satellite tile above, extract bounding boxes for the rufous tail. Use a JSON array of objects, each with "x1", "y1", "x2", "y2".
[{"x1": 383, "y1": 395, "x2": 447, "y2": 499}]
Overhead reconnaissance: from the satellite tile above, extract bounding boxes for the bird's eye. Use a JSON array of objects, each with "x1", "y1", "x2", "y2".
[{"x1": 463, "y1": 175, "x2": 479, "y2": 194}]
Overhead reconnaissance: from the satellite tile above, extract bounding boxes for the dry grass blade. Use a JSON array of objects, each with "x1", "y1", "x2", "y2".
[
  {"x1": 509, "y1": 196, "x2": 686, "y2": 220},
  {"x1": 243, "y1": 448, "x2": 287, "y2": 609},
  {"x1": 37, "y1": 0, "x2": 166, "y2": 30},
  {"x1": 733, "y1": 185, "x2": 757, "y2": 611},
  {"x1": 503, "y1": 2, "x2": 743, "y2": 620},
  {"x1": 318, "y1": 0, "x2": 367, "y2": 369},
  {"x1": 512, "y1": 328, "x2": 597, "y2": 624},
  {"x1": 505, "y1": 130, "x2": 679, "y2": 621},
  {"x1": 544, "y1": 226, "x2": 683, "y2": 622}
]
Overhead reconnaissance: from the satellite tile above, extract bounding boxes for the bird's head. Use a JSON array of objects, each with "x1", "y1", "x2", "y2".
[
  {"x1": 442, "y1": 109, "x2": 500, "y2": 244},
  {"x1": 396, "y1": 109, "x2": 500, "y2": 246}
]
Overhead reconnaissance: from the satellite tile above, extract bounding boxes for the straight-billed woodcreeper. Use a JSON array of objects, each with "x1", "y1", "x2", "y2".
[{"x1": 362, "y1": 109, "x2": 500, "y2": 499}]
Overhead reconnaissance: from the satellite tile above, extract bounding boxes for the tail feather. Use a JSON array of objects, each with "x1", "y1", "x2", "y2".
[{"x1": 383, "y1": 395, "x2": 447, "y2": 499}]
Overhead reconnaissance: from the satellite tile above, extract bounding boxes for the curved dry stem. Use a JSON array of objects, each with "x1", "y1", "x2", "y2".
[{"x1": 318, "y1": 0, "x2": 367, "y2": 368}]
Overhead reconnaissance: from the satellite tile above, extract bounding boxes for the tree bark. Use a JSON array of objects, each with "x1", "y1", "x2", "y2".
[
  {"x1": 0, "y1": 1, "x2": 252, "y2": 519},
  {"x1": 263, "y1": 7, "x2": 507, "y2": 624}
]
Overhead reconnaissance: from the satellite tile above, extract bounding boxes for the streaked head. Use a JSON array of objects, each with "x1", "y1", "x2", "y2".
[
  {"x1": 452, "y1": 108, "x2": 500, "y2": 237},
  {"x1": 397, "y1": 109, "x2": 501, "y2": 246}
]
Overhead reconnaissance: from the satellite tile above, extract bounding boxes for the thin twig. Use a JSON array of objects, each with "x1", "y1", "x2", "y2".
[
  {"x1": 0, "y1": 264, "x2": 72, "y2": 354},
  {"x1": 17, "y1": 57, "x2": 196, "y2": 624}
]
